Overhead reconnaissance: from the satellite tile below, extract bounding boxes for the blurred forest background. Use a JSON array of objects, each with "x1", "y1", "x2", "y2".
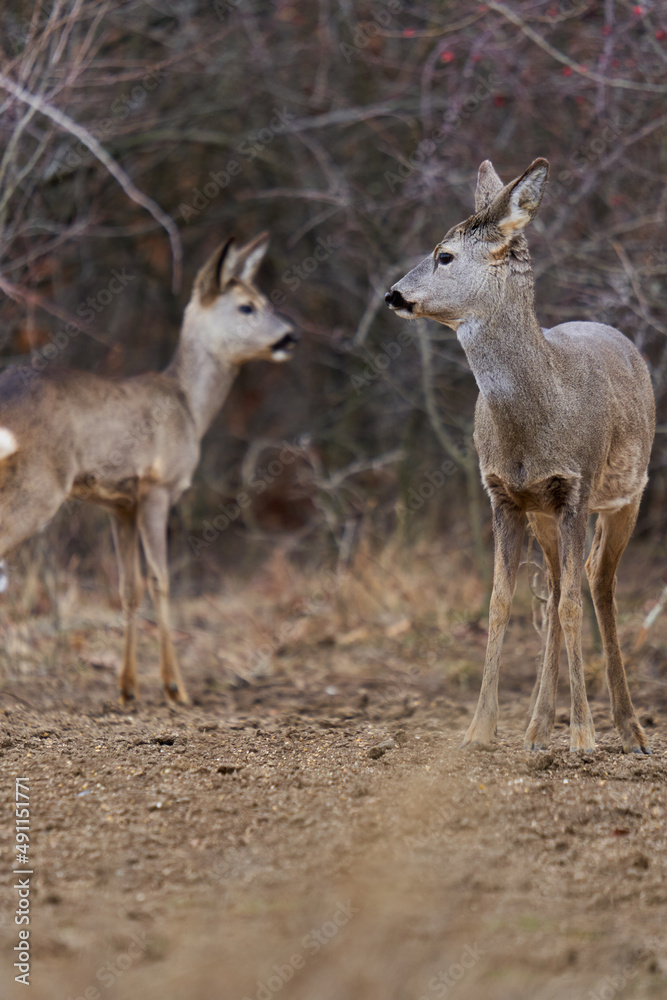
[{"x1": 0, "y1": 0, "x2": 666, "y2": 604}]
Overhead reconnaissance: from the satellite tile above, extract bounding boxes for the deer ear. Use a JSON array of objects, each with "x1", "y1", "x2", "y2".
[
  {"x1": 196, "y1": 237, "x2": 239, "y2": 301},
  {"x1": 489, "y1": 158, "x2": 549, "y2": 240},
  {"x1": 235, "y1": 232, "x2": 270, "y2": 284},
  {"x1": 218, "y1": 237, "x2": 242, "y2": 287},
  {"x1": 475, "y1": 160, "x2": 503, "y2": 212}
]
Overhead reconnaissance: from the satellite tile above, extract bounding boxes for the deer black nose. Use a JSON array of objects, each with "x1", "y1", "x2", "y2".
[{"x1": 385, "y1": 288, "x2": 412, "y2": 311}]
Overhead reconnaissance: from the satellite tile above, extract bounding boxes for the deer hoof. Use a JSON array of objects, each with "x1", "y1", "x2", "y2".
[
  {"x1": 618, "y1": 718, "x2": 650, "y2": 755},
  {"x1": 524, "y1": 719, "x2": 553, "y2": 751},
  {"x1": 569, "y1": 738, "x2": 595, "y2": 754},
  {"x1": 165, "y1": 683, "x2": 189, "y2": 705},
  {"x1": 459, "y1": 737, "x2": 494, "y2": 752}
]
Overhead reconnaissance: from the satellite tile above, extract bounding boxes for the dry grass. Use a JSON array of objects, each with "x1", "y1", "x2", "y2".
[{"x1": 0, "y1": 526, "x2": 664, "y2": 711}]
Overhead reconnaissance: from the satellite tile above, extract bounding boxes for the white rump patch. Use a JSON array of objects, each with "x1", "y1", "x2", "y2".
[{"x1": 0, "y1": 428, "x2": 18, "y2": 460}]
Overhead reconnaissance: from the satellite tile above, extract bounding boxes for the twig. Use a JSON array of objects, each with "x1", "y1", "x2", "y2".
[
  {"x1": 0, "y1": 688, "x2": 35, "y2": 709},
  {"x1": 415, "y1": 319, "x2": 467, "y2": 469},
  {"x1": 488, "y1": 2, "x2": 667, "y2": 94},
  {"x1": 314, "y1": 448, "x2": 406, "y2": 491},
  {"x1": 635, "y1": 582, "x2": 667, "y2": 648},
  {"x1": 353, "y1": 267, "x2": 405, "y2": 346},
  {"x1": 0, "y1": 71, "x2": 183, "y2": 292},
  {"x1": 0, "y1": 276, "x2": 110, "y2": 344},
  {"x1": 612, "y1": 241, "x2": 667, "y2": 337}
]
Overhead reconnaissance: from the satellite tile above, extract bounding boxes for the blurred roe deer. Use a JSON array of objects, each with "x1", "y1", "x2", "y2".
[
  {"x1": 0, "y1": 233, "x2": 297, "y2": 705},
  {"x1": 386, "y1": 158, "x2": 654, "y2": 754}
]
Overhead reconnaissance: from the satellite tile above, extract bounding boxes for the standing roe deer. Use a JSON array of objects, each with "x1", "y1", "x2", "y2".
[
  {"x1": 0, "y1": 233, "x2": 297, "y2": 705},
  {"x1": 386, "y1": 158, "x2": 654, "y2": 754}
]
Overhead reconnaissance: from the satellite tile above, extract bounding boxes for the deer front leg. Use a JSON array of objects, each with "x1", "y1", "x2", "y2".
[
  {"x1": 586, "y1": 502, "x2": 650, "y2": 754},
  {"x1": 110, "y1": 510, "x2": 144, "y2": 704},
  {"x1": 525, "y1": 513, "x2": 562, "y2": 750},
  {"x1": 558, "y1": 509, "x2": 595, "y2": 752},
  {"x1": 137, "y1": 488, "x2": 189, "y2": 705},
  {"x1": 461, "y1": 503, "x2": 525, "y2": 749}
]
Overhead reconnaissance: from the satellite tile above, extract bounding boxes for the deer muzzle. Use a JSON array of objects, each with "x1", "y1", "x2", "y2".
[
  {"x1": 271, "y1": 332, "x2": 299, "y2": 359},
  {"x1": 384, "y1": 288, "x2": 413, "y2": 312}
]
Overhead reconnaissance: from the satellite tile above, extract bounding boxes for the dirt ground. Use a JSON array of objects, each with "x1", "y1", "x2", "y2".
[{"x1": 1, "y1": 541, "x2": 667, "y2": 1000}]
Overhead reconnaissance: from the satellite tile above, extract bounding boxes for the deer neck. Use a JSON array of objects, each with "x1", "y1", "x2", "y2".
[
  {"x1": 166, "y1": 306, "x2": 239, "y2": 438},
  {"x1": 457, "y1": 288, "x2": 549, "y2": 427}
]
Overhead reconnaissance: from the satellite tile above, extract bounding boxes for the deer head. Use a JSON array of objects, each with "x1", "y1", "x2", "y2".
[
  {"x1": 189, "y1": 232, "x2": 298, "y2": 363},
  {"x1": 385, "y1": 158, "x2": 549, "y2": 329}
]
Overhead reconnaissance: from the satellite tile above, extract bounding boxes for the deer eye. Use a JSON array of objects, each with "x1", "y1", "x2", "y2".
[
  {"x1": 437, "y1": 252, "x2": 454, "y2": 265},
  {"x1": 239, "y1": 304, "x2": 254, "y2": 314}
]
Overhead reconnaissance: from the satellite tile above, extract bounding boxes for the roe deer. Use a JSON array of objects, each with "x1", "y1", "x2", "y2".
[
  {"x1": 0, "y1": 233, "x2": 297, "y2": 705},
  {"x1": 386, "y1": 158, "x2": 654, "y2": 754}
]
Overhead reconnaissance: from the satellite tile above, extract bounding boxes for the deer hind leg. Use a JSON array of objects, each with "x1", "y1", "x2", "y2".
[
  {"x1": 0, "y1": 469, "x2": 68, "y2": 581},
  {"x1": 110, "y1": 510, "x2": 143, "y2": 704},
  {"x1": 525, "y1": 513, "x2": 562, "y2": 751},
  {"x1": 557, "y1": 508, "x2": 595, "y2": 752},
  {"x1": 461, "y1": 503, "x2": 525, "y2": 749},
  {"x1": 137, "y1": 488, "x2": 189, "y2": 705},
  {"x1": 585, "y1": 500, "x2": 649, "y2": 754}
]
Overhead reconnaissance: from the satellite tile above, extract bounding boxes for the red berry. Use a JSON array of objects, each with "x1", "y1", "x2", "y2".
[
  {"x1": 633, "y1": 5, "x2": 643, "y2": 14},
  {"x1": 493, "y1": 95, "x2": 506, "y2": 107},
  {"x1": 562, "y1": 66, "x2": 573, "y2": 76},
  {"x1": 441, "y1": 50, "x2": 454, "y2": 63},
  {"x1": 402, "y1": 28, "x2": 415, "y2": 37},
  {"x1": 656, "y1": 28, "x2": 666, "y2": 40}
]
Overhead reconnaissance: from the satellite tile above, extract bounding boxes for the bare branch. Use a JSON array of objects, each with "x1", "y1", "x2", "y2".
[
  {"x1": 488, "y1": 2, "x2": 667, "y2": 93},
  {"x1": 0, "y1": 276, "x2": 110, "y2": 345},
  {"x1": 0, "y1": 71, "x2": 183, "y2": 292}
]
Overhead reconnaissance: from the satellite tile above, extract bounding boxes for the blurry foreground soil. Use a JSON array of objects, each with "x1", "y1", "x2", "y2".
[{"x1": 1, "y1": 541, "x2": 667, "y2": 1000}]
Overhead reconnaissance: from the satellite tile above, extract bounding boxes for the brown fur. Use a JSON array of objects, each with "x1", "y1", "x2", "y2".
[
  {"x1": 0, "y1": 234, "x2": 296, "y2": 704},
  {"x1": 387, "y1": 158, "x2": 655, "y2": 754}
]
